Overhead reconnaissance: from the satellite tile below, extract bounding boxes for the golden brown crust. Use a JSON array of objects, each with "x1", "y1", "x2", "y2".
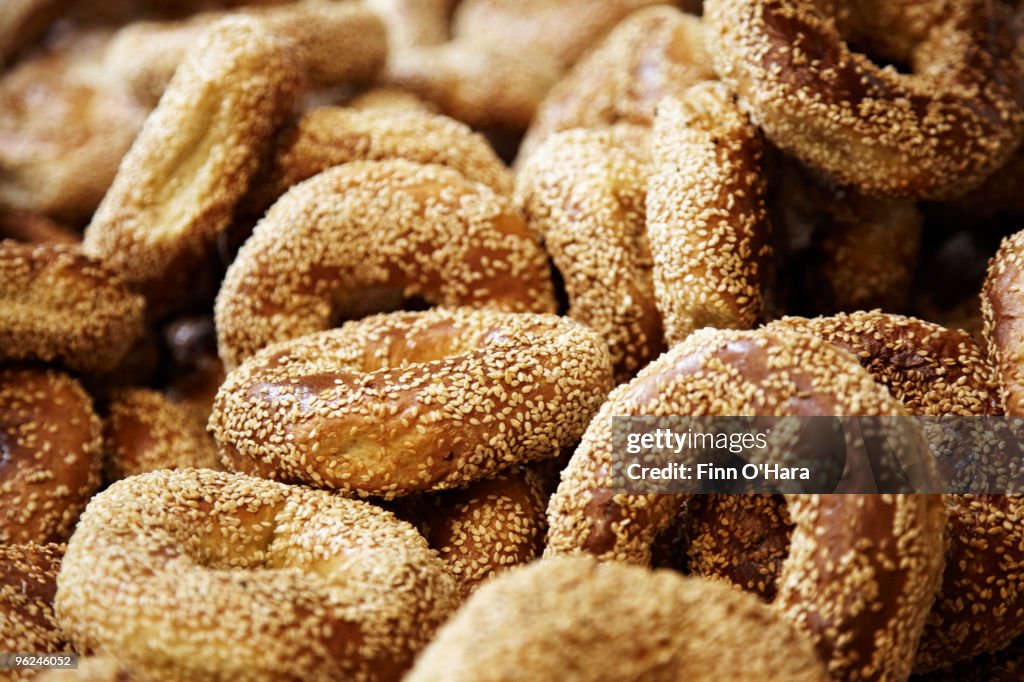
[
  {"x1": 545, "y1": 327, "x2": 946, "y2": 682},
  {"x1": 648, "y1": 83, "x2": 771, "y2": 345},
  {"x1": 210, "y1": 308, "x2": 613, "y2": 497},
  {"x1": 245, "y1": 107, "x2": 513, "y2": 216},
  {"x1": 0, "y1": 543, "x2": 69, "y2": 680},
  {"x1": 344, "y1": 88, "x2": 435, "y2": 114},
  {"x1": 382, "y1": 42, "x2": 559, "y2": 132},
  {"x1": 408, "y1": 469, "x2": 547, "y2": 598},
  {"x1": 769, "y1": 312, "x2": 1001, "y2": 416},
  {"x1": 0, "y1": 368, "x2": 102, "y2": 544},
  {"x1": 105, "y1": 3, "x2": 386, "y2": 106},
  {"x1": 519, "y1": 5, "x2": 716, "y2": 160},
  {"x1": 55, "y1": 469, "x2": 459, "y2": 682},
  {"x1": 38, "y1": 657, "x2": 142, "y2": 682},
  {"x1": 215, "y1": 159, "x2": 555, "y2": 369},
  {"x1": 83, "y1": 17, "x2": 306, "y2": 315},
  {"x1": 407, "y1": 556, "x2": 830, "y2": 682},
  {"x1": 0, "y1": 212, "x2": 80, "y2": 246},
  {"x1": 103, "y1": 388, "x2": 222, "y2": 482},
  {"x1": 515, "y1": 125, "x2": 665, "y2": 381},
  {"x1": 705, "y1": 0, "x2": 1024, "y2": 199},
  {"x1": 0, "y1": 31, "x2": 147, "y2": 222},
  {"x1": 983, "y1": 229, "x2": 1024, "y2": 415},
  {"x1": 0, "y1": 243, "x2": 145, "y2": 375}
]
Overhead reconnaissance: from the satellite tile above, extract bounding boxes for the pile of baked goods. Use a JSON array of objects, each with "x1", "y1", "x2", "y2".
[{"x1": 1, "y1": 0, "x2": 1023, "y2": 680}]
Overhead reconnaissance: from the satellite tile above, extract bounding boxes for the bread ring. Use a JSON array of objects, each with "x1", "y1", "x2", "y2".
[
  {"x1": 983, "y1": 229, "x2": 1024, "y2": 415},
  {"x1": 519, "y1": 5, "x2": 715, "y2": 161},
  {"x1": 54, "y1": 468, "x2": 458, "y2": 682},
  {"x1": 244, "y1": 107, "x2": 513, "y2": 218},
  {"x1": 0, "y1": 31, "x2": 146, "y2": 222},
  {"x1": 918, "y1": 636, "x2": 1024, "y2": 682},
  {"x1": 705, "y1": 0, "x2": 1024, "y2": 199},
  {"x1": 516, "y1": 125, "x2": 665, "y2": 380},
  {"x1": 546, "y1": 327, "x2": 946, "y2": 682},
  {"x1": 0, "y1": 242, "x2": 145, "y2": 375},
  {"x1": 0, "y1": 543, "x2": 68, "y2": 680},
  {"x1": 215, "y1": 159, "x2": 556, "y2": 369},
  {"x1": 103, "y1": 388, "x2": 221, "y2": 482},
  {"x1": 0, "y1": 367, "x2": 102, "y2": 544},
  {"x1": 400, "y1": 468, "x2": 547, "y2": 598},
  {"x1": 690, "y1": 313, "x2": 1018, "y2": 671},
  {"x1": 648, "y1": 84, "x2": 771, "y2": 345},
  {"x1": 105, "y1": 2, "x2": 386, "y2": 106},
  {"x1": 382, "y1": 42, "x2": 558, "y2": 132},
  {"x1": 83, "y1": 17, "x2": 305, "y2": 315},
  {"x1": 406, "y1": 556, "x2": 829, "y2": 682},
  {"x1": 211, "y1": 308, "x2": 613, "y2": 497}
]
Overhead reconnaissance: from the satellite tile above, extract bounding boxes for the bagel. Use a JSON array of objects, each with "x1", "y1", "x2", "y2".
[
  {"x1": 705, "y1": 0, "x2": 1024, "y2": 199},
  {"x1": 0, "y1": 30, "x2": 146, "y2": 222},
  {"x1": 0, "y1": 543, "x2": 68, "y2": 681},
  {"x1": 245, "y1": 107, "x2": 513, "y2": 218},
  {"x1": 546, "y1": 327, "x2": 946, "y2": 682},
  {"x1": 400, "y1": 468, "x2": 547, "y2": 598},
  {"x1": 215, "y1": 159, "x2": 556, "y2": 369},
  {"x1": 83, "y1": 17, "x2": 305, "y2": 315},
  {"x1": 102, "y1": 388, "x2": 221, "y2": 481},
  {"x1": 983, "y1": 229, "x2": 1024, "y2": 415},
  {"x1": 105, "y1": 2, "x2": 386, "y2": 106},
  {"x1": 210, "y1": 308, "x2": 613, "y2": 497},
  {"x1": 344, "y1": 88, "x2": 435, "y2": 114},
  {"x1": 0, "y1": 367, "x2": 102, "y2": 544},
  {"x1": 0, "y1": 242, "x2": 145, "y2": 376},
  {"x1": 54, "y1": 468, "x2": 458, "y2": 682},
  {"x1": 647, "y1": 84, "x2": 771, "y2": 345},
  {"x1": 516, "y1": 125, "x2": 663, "y2": 381},
  {"x1": 519, "y1": 5, "x2": 715, "y2": 161},
  {"x1": 406, "y1": 556, "x2": 829, "y2": 681}
]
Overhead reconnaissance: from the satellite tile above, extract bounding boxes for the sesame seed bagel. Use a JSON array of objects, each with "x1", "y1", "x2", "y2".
[
  {"x1": 0, "y1": 367, "x2": 102, "y2": 544},
  {"x1": 705, "y1": 0, "x2": 1024, "y2": 199},
  {"x1": 546, "y1": 327, "x2": 947, "y2": 682},
  {"x1": 0, "y1": 242, "x2": 145, "y2": 375},
  {"x1": 211, "y1": 308, "x2": 613, "y2": 497},
  {"x1": 401, "y1": 468, "x2": 547, "y2": 598},
  {"x1": 102, "y1": 388, "x2": 221, "y2": 482},
  {"x1": 0, "y1": 543, "x2": 69, "y2": 681},
  {"x1": 406, "y1": 556, "x2": 829, "y2": 682},
  {"x1": 83, "y1": 17, "x2": 306, "y2": 315},
  {"x1": 519, "y1": 5, "x2": 715, "y2": 161},
  {"x1": 769, "y1": 311, "x2": 1001, "y2": 416},
  {"x1": 245, "y1": 107, "x2": 513, "y2": 218},
  {"x1": 215, "y1": 159, "x2": 556, "y2": 370},
  {"x1": 983, "y1": 229, "x2": 1024, "y2": 415},
  {"x1": 648, "y1": 84, "x2": 771, "y2": 346},
  {"x1": 54, "y1": 468, "x2": 459, "y2": 682},
  {"x1": 515, "y1": 125, "x2": 665, "y2": 381},
  {"x1": 105, "y1": 2, "x2": 386, "y2": 106}
]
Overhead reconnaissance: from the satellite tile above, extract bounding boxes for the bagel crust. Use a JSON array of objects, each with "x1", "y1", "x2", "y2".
[
  {"x1": 215, "y1": 160, "x2": 556, "y2": 369},
  {"x1": 211, "y1": 308, "x2": 613, "y2": 497},
  {"x1": 55, "y1": 469, "x2": 459, "y2": 682},
  {"x1": 0, "y1": 367, "x2": 102, "y2": 544},
  {"x1": 648, "y1": 84, "x2": 771, "y2": 345},
  {"x1": 0, "y1": 542, "x2": 68, "y2": 681},
  {"x1": 983, "y1": 229, "x2": 1024, "y2": 416},
  {"x1": 0, "y1": 242, "x2": 145, "y2": 375},
  {"x1": 705, "y1": 0, "x2": 1024, "y2": 199},
  {"x1": 407, "y1": 556, "x2": 829, "y2": 682}
]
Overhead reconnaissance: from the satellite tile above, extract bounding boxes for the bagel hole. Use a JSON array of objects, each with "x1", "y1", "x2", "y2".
[
  {"x1": 330, "y1": 286, "x2": 431, "y2": 325},
  {"x1": 846, "y1": 41, "x2": 914, "y2": 75}
]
